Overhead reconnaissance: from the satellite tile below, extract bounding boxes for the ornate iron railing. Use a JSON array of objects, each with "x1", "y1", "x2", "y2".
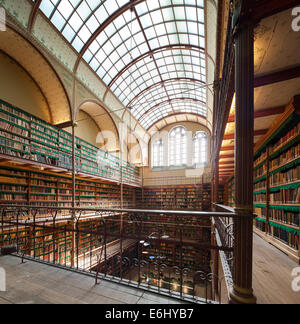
[{"x1": 0, "y1": 205, "x2": 235, "y2": 304}]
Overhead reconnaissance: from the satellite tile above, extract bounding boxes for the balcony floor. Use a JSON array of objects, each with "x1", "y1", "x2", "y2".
[
  {"x1": 0, "y1": 256, "x2": 186, "y2": 304},
  {"x1": 253, "y1": 233, "x2": 300, "y2": 304}
]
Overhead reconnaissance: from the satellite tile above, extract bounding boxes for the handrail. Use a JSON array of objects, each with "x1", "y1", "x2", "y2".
[
  {"x1": 213, "y1": 203, "x2": 235, "y2": 213},
  {"x1": 0, "y1": 204, "x2": 237, "y2": 218}
]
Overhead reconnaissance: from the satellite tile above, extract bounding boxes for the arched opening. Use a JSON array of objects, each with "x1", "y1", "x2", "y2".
[
  {"x1": 0, "y1": 26, "x2": 72, "y2": 125},
  {"x1": 75, "y1": 100, "x2": 120, "y2": 154}
]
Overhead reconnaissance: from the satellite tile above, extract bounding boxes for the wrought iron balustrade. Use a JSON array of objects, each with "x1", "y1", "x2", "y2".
[{"x1": 0, "y1": 204, "x2": 235, "y2": 304}]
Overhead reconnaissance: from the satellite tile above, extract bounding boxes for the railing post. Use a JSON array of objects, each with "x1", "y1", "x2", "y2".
[
  {"x1": 104, "y1": 220, "x2": 107, "y2": 277},
  {"x1": 230, "y1": 2, "x2": 256, "y2": 304}
]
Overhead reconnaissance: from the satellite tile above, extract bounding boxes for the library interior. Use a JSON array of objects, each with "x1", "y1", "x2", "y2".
[{"x1": 0, "y1": 0, "x2": 299, "y2": 305}]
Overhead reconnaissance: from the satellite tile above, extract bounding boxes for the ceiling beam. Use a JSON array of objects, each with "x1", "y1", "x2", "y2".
[
  {"x1": 138, "y1": 98, "x2": 206, "y2": 122},
  {"x1": 220, "y1": 146, "x2": 234, "y2": 151},
  {"x1": 145, "y1": 112, "x2": 207, "y2": 131},
  {"x1": 227, "y1": 105, "x2": 286, "y2": 123},
  {"x1": 223, "y1": 129, "x2": 268, "y2": 140},
  {"x1": 219, "y1": 161, "x2": 234, "y2": 165},
  {"x1": 108, "y1": 44, "x2": 205, "y2": 88},
  {"x1": 219, "y1": 154, "x2": 234, "y2": 159},
  {"x1": 254, "y1": 66, "x2": 300, "y2": 88},
  {"x1": 251, "y1": 0, "x2": 300, "y2": 22},
  {"x1": 55, "y1": 121, "x2": 73, "y2": 129},
  {"x1": 127, "y1": 77, "x2": 205, "y2": 108}
]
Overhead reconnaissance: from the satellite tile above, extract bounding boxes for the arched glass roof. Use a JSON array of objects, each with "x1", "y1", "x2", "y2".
[{"x1": 36, "y1": 0, "x2": 207, "y2": 130}]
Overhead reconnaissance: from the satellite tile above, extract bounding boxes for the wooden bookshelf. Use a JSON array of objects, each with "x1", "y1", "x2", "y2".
[
  {"x1": 137, "y1": 184, "x2": 211, "y2": 211},
  {"x1": 253, "y1": 96, "x2": 300, "y2": 264},
  {"x1": 226, "y1": 176, "x2": 235, "y2": 207},
  {"x1": 0, "y1": 164, "x2": 139, "y2": 213},
  {"x1": 224, "y1": 97, "x2": 300, "y2": 263},
  {"x1": 0, "y1": 99, "x2": 141, "y2": 187}
]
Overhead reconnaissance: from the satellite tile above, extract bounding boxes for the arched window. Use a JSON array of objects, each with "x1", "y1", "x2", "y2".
[
  {"x1": 153, "y1": 139, "x2": 164, "y2": 168},
  {"x1": 169, "y1": 126, "x2": 187, "y2": 167},
  {"x1": 193, "y1": 131, "x2": 208, "y2": 167}
]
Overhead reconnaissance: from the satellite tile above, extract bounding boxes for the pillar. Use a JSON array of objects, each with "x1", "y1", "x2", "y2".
[{"x1": 230, "y1": 18, "x2": 257, "y2": 304}]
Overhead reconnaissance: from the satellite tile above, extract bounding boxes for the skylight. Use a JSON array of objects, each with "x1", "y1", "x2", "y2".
[{"x1": 37, "y1": 0, "x2": 207, "y2": 130}]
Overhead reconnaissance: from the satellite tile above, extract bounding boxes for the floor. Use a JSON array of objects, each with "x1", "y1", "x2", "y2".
[
  {"x1": 0, "y1": 256, "x2": 186, "y2": 304},
  {"x1": 1, "y1": 234, "x2": 299, "y2": 304},
  {"x1": 253, "y1": 233, "x2": 300, "y2": 304}
]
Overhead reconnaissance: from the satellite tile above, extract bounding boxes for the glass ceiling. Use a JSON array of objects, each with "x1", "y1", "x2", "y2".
[{"x1": 36, "y1": 0, "x2": 207, "y2": 130}]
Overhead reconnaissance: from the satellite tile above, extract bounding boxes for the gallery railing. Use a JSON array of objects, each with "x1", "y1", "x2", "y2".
[{"x1": 0, "y1": 205, "x2": 235, "y2": 304}]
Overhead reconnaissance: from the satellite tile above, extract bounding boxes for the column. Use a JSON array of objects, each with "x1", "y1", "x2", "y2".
[
  {"x1": 230, "y1": 19, "x2": 257, "y2": 304},
  {"x1": 71, "y1": 123, "x2": 76, "y2": 267}
]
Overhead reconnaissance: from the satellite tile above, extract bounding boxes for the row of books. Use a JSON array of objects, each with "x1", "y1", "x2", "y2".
[
  {"x1": 31, "y1": 153, "x2": 58, "y2": 166},
  {"x1": 31, "y1": 133, "x2": 58, "y2": 148},
  {"x1": 0, "y1": 103, "x2": 30, "y2": 121},
  {"x1": 253, "y1": 193, "x2": 266, "y2": 203},
  {"x1": 255, "y1": 219, "x2": 266, "y2": 232},
  {"x1": 272, "y1": 227, "x2": 299, "y2": 250},
  {"x1": 269, "y1": 188, "x2": 300, "y2": 204},
  {"x1": 270, "y1": 143, "x2": 300, "y2": 169},
  {"x1": 254, "y1": 164, "x2": 267, "y2": 179},
  {"x1": 270, "y1": 121, "x2": 300, "y2": 153},
  {"x1": 0, "y1": 131, "x2": 29, "y2": 145},
  {"x1": 0, "y1": 136, "x2": 29, "y2": 153},
  {"x1": 254, "y1": 151, "x2": 267, "y2": 168},
  {"x1": 254, "y1": 180, "x2": 267, "y2": 191},
  {"x1": 31, "y1": 179, "x2": 57, "y2": 187},
  {"x1": 269, "y1": 209, "x2": 299, "y2": 226},
  {"x1": 270, "y1": 165, "x2": 300, "y2": 186},
  {"x1": 0, "y1": 110, "x2": 29, "y2": 129},
  {"x1": 58, "y1": 189, "x2": 73, "y2": 195},
  {"x1": 0, "y1": 184, "x2": 27, "y2": 192},
  {"x1": 254, "y1": 207, "x2": 267, "y2": 218},
  {"x1": 31, "y1": 187, "x2": 57, "y2": 195},
  {"x1": 31, "y1": 120, "x2": 58, "y2": 139},
  {"x1": 0, "y1": 145, "x2": 30, "y2": 159},
  {"x1": 0, "y1": 193, "x2": 27, "y2": 201}
]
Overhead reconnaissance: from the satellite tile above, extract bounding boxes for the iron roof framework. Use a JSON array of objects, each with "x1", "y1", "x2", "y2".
[{"x1": 32, "y1": 0, "x2": 207, "y2": 130}]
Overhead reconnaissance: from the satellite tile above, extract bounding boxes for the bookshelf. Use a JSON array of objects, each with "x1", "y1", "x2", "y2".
[
  {"x1": 0, "y1": 99, "x2": 141, "y2": 187},
  {"x1": 226, "y1": 176, "x2": 235, "y2": 207},
  {"x1": 217, "y1": 185, "x2": 225, "y2": 204},
  {"x1": 137, "y1": 184, "x2": 211, "y2": 211},
  {"x1": 0, "y1": 165, "x2": 139, "y2": 213},
  {"x1": 252, "y1": 96, "x2": 300, "y2": 263},
  {"x1": 223, "y1": 97, "x2": 300, "y2": 263}
]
